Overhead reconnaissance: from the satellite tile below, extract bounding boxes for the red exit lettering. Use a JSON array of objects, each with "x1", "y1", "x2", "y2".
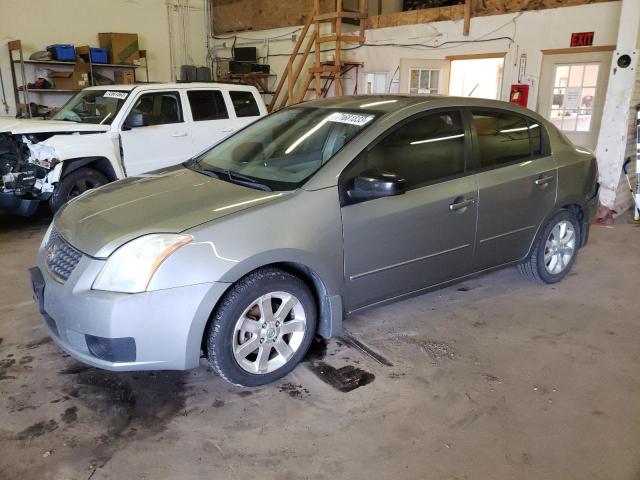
[{"x1": 571, "y1": 32, "x2": 595, "y2": 47}]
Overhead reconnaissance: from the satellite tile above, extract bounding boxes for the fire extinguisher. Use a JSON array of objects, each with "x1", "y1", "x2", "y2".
[{"x1": 510, "y1": 84, "x2": 529, "y2": 108}]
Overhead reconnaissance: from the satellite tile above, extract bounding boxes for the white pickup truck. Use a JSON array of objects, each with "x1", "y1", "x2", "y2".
[{"x1": 0, "y1": 82, "x2": 267, "y2": 215}]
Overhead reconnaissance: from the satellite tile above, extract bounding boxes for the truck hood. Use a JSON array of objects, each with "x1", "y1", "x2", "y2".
[
  {"x1": 54, "y1": 166, "x2": 286, "y2": 258},
  {"x1": 0, "y1": 118, "x2": 109, "y2": 135}
]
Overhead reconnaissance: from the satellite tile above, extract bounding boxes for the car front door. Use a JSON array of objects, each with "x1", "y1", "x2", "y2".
[
  {"x1": 119, "y1": 90, "x2": 191, "y2": 176},
  {"x1": 469, "y1": 109, "x2": 557, "y2": 271},
  {"x1": 340, "y1": 109, "x2": 478, "y2": 312}
]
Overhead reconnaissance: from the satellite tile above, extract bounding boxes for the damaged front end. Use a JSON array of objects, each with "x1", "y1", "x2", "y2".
[{"x1": 0, "y1": 132, "x2": 60, "y2": 215}]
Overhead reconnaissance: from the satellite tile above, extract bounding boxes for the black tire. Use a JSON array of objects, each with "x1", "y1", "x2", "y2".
[
  {"x1": 49, "y1": 167, "x2": 108, "y2": 213},
  {"x1": 207, "y1": 267, "x2": 317, "y2": 387},
  {"x1": 518, "y1": 209, "x2": 581, "y2": 284}
]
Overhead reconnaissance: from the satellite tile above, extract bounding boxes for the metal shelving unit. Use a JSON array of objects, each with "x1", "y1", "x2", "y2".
[{"x1": 8, "y1": 39, "x2": 150, "y2": 117}]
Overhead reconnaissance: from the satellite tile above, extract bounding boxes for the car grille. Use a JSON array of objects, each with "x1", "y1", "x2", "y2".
[{"x1": 44, "y1": 228, "x2": 83, "y2": 282}]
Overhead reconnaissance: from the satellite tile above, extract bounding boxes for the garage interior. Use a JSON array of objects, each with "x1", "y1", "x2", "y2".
[{"x1": 1, "y1": 0, "x2": 639, "y2": 479}]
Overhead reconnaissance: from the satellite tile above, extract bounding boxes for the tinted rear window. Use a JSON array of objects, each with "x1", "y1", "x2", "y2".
[
  {"x1": 187, "y1": 90, "x2": 229, "y2": 121},
  {"x1": 472, "y1": 112, "x2": 540, "y2": 168},
  {"x1": 230, "y1": 91, "x2": 260, "y2": 117}
]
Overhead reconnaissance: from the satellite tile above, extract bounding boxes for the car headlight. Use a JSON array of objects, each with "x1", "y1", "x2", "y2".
[{"x1": 93, "y1": 233, "x2": 192, "y2": 293}]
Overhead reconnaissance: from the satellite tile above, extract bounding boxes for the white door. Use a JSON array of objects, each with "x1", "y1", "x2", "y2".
[
  {"x1": 119, "y1": 90, "x2": 191, "y2": 176},
  {"x1": 399, "y1": 59, "x2": 450, "y2": 95},
  {"x1": 186, "y1": 89, "x2": 236, "y2": 156},
  {"x1": 538, "y1": 51, "x2": 612, "y2": 150}
]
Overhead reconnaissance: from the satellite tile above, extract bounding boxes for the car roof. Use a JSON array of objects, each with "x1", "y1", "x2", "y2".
[
  {"x1": 83, "y1": 82, "x2": 258, "y2": 92},
  {"x1": 296, "y1": 94, "x2": 542, "y2": 117}
]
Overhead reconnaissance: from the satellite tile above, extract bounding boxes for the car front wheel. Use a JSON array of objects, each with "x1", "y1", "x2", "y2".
[
  {"x1": 519, "y1": 210, "x2": 581, "y2": 284},
  {"x1": 206, "y1": 267, "x2": 317, "y2": 387}
]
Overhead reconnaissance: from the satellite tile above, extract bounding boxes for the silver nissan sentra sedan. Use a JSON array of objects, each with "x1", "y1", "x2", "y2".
[{"x1": 30, "y1": 95, "x2": 598, "y2": 386}]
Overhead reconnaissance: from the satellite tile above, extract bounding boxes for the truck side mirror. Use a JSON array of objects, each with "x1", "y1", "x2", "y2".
[{"x1": 122, "y1": 112, "x2": 145, "y2": 130}]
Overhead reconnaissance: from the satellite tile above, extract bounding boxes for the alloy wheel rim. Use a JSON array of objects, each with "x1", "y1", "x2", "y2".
[
  {"x1": 232, "y1": 291, "x2": 307, "y2": 374},
  {"x1": 544, "y1": 220, "x2": 576, "y2": 275}
]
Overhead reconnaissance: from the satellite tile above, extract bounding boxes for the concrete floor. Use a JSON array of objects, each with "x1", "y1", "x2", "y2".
[{"x1": 0, "y1": 209, "x2": 639, "y2": 480}]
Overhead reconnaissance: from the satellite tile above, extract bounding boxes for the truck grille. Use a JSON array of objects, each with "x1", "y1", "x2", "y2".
[{"x1": 44, "y1": 228, "x2": 82, "y2": 282}]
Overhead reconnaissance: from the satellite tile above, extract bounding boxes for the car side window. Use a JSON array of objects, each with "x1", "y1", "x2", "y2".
[
  {"x1": 187, "y1": 90, "x2": 229, "y2": 121},
  {"x1": 126, "y1": 91, "x2": 183, "y2": 127},
  {"x1": 471, "y1": 111, "x2": 541, "y2": 168},
  {"x1": 229, "y1": 91, "x2": 260, "y2": 117},
  {"x1": 345, "y1": 110, "x2": 466, "y2": 191}
]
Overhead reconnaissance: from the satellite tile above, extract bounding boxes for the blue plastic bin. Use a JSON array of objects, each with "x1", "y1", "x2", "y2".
[
  {"x1": 90, "y1": 48, "x2": 109, "y2": 64},
  {"x1": 46, "y1": 44, "x2": 75, "y2": 61}
]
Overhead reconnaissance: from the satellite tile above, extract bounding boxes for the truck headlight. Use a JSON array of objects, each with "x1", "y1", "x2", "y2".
[{"x1": 93, "y1": 234, "x2": 192, "y2": 293}]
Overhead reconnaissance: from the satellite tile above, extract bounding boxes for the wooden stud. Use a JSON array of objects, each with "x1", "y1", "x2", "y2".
[
  {"x1": 335, "y1": 0, "x2": 342, "y2": 97},
  {"x1": 463, "y1": 0, "x2": 472, "y2": 36},
  {"x1": 445, "y1": 52, "x2": 507, "y2": 60},
  {"x1": 314, "y1": 0, "x2": 321, "y2": 98}
]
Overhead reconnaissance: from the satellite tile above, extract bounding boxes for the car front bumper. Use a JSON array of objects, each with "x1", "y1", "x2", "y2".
[
  {"x1": 0, "y1": 192, "x2": 41, "y2": 216},
  {"x1": 30, "y1": 255, "x2": 229, "y2": 371}
]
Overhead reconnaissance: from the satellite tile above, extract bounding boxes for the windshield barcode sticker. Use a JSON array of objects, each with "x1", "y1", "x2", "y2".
[
  {"x1": 103, "y1": 91, "x2": 128, "y2": 99},
  {"x1": 328, "y1": 112, "x2": 374, "y2": 126}
]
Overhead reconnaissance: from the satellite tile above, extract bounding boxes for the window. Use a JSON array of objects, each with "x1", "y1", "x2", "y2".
[
  {"x1": 346, "y1": 111, "x2": 466, "y2": 190},
  {"x1": 229, "y1": 91, "x2": 260, "y2": 117},
  {"x1": 187, "y1": 90, "x2": 229, "y2": 121},
  {"x1": 472, "y1": 112, "x2": 540, "y2": 168},
  {"x1": 192, "y1": 107, "x2": 377, "y2": 190},
  {"x1": 409, "y1": 68, "x2": 440, "y2": 95},
  {"x1": 126, "y1": 91, "x2": 183, "y2": 127},
  {"x1": 549, "y1": 63, "x2": 600, "y2": 132}
]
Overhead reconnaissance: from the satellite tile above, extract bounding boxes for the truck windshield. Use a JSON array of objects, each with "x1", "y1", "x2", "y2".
[
  {"x1": 190, "y1": 107, "x2": 378, "y2": 190},
  {"x1": 52, "y1": 90, "x2": 129, "y2": 125}
]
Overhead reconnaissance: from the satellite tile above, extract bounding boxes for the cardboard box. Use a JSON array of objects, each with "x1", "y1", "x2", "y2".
[
  {"x1": 113, "y1": 70, "x2": 135, "y2": 84},
  {"x1": 48, "y1": 61, "x2": 90, "y2": 90},
  {"x1": 98, "y1": 33, "x2": 139, "y2": 65}
]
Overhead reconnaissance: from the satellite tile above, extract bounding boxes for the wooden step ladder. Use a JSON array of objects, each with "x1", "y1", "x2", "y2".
[{"x1": 267, "y1": 0, "x2": 367, "y2": 112}]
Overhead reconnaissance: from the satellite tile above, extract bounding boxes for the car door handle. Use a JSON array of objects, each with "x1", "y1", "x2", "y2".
[
  {"x1": 449, "y1": 198, "x2": 475, "y2": 211},
  {"x1": 172, "y1": 132, "x2": 188, "y2": 137},
  {"x1": 534, "y1": 175, "x2": 554, "y2": 186}
]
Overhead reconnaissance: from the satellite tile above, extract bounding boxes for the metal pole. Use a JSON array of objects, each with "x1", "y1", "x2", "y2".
[{"x1": 635, "y1": 104, "x2": 640, "y2": 221}]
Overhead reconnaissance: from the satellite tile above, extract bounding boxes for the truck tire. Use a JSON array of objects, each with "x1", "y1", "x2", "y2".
[{"x1": 49, "y1": 167, "x2": 108, "y2": 213}]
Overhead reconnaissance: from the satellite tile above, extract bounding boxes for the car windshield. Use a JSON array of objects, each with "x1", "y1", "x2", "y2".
[
  {"x1": 190, "y1": 107, "x2": 378, "y2": 190},
  {"x1": 52, "y1": 90, "x2": 129, "y2": 125}
]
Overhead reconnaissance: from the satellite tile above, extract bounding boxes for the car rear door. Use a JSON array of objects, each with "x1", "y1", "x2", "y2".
[
  {"x1": 119, "y1": 90, "x2": 191, "y2": 176},
  {"x1": 228, "y1": 90, "x2": 263, "y2": 129},
  {"x1": 468, "y1": 109, "x2": 557, "y2": 271},
  {"x1": 340, "y1": 109, "x2": 478, "y2": 312},
  {"x1": 186, "y1": 89, "x2": 235, "y2": 155}
]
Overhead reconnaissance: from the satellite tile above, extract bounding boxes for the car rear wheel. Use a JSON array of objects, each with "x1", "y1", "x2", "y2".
[
  {"x1": 49, "y1": 167, "x2": 108, "y2": 213},
  {"x1": 206, "y1": 267, "x2": 316, "y2": 387},
  {"x1": 518, "y1": 210, "x2": 581, "y2": 284}
]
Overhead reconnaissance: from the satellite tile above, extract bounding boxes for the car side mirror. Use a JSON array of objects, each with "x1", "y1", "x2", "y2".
[
  {"x1": 122, "y1": 112, "x2": 145, "y2": 130},
  {"x1": 349, "y1": 169, "x2": 406, "y2": 201}
]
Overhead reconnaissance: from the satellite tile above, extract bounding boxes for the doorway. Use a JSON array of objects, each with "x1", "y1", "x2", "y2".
[
  {"x1": 448, "y1": 57, "x2": 505, "y2": 99},
  {"x1": 538, "y1": 49, "x2": 613, "y2": 150}
]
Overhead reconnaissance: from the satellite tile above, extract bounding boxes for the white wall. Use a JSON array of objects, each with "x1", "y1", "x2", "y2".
[
  {"x1": 0, "y1": 0, "x2": 208, "y2": 117},
  {"x1": 211, "y1": 2, "x2": 622, "y2": 110}
]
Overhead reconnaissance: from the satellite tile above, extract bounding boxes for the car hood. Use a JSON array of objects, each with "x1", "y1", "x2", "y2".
[
  {"x1": 54, "y1": 166, "x2": 286, "y2": 258},
  {"x1": 0, "y1": 118, "x2": 109, "y2": 134}
]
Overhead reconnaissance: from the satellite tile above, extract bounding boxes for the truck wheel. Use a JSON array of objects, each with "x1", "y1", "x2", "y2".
[
  {"x1": 49, "y1": 167, "x2": 108, "y2": 213},
  {"x1": 207, "y1": 267, "x2": 317, "y2": 387}
]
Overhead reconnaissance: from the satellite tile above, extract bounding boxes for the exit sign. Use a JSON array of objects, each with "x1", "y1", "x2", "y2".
[{"x1": 571, "y1": 32, "x2": 595, "y2": 47}]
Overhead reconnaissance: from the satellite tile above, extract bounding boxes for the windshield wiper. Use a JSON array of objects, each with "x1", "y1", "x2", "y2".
[{"x1": 190, "y1": 164, "x2": 272, "y2": 192}]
